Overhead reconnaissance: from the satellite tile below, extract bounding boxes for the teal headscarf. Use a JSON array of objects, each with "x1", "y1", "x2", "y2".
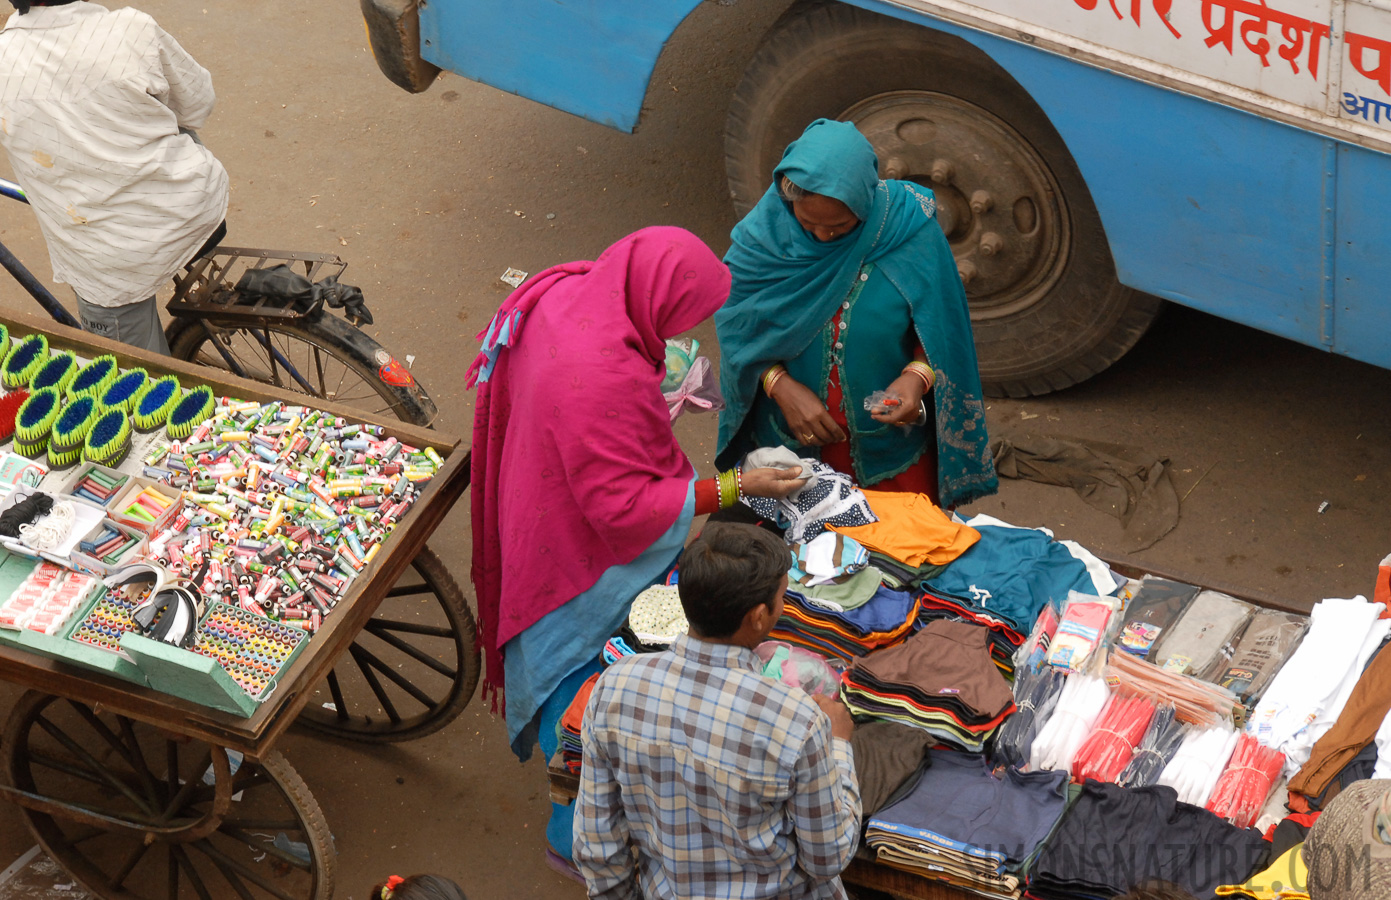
[{"x1": 715, "y1": 119, "x2": 997, "y2": 508}]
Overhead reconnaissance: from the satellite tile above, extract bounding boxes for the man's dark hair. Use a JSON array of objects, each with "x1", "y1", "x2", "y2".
[
  {"x1": 12, "y1": 0, "x2": 83, "y2": 14},
  {"x1": 679, "y1": 524, "x2": 789, "y2": 639},
  {"x1": 370, "y1": 875, "x2": 466, "y2": 900}
]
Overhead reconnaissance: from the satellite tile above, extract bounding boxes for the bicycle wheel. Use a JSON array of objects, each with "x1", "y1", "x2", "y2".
[
  {"x1": 295, "y1": 546, "x2": 480, "y2": 743},
  {"x1": 165, "y1": 313, "x2": 437, "y2": 427}
]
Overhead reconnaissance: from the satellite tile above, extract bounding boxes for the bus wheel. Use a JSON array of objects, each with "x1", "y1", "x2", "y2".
[{"x1": 725, "y1": 0, "x2": 1162, "y2": 397}]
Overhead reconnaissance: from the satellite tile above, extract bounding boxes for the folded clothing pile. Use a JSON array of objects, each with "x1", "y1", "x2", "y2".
[
  {"x1": 1027, "y1": 780, "x2": 1270, "y2": 900},
  {"x1": 769, "y1": 584, "x2": 920, "y2": 662},
  {"x1": 841, "y1": 620, "x2": 1016, "y2": 752},
  {"x1": 922, "y1": 516, "x2": 1117, "y2": 676},
  {"x1": 556, "y1": 672, "x2": 600, "y2": 775},
  {"x1": 866, "y1": 750, "x2": 1069, "y2": 900},
  {"x1": 787, "y1": 532, "x2": 882, "y2": 611}
]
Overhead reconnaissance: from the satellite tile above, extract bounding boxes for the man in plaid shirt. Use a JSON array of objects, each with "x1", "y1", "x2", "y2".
[{"x1": 575, "y1": 524, "x2": 861, "y2": 900}]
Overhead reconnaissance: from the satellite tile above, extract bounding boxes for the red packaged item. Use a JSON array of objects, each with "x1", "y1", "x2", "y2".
[
  {"x1": 1072, "y1": 694, "x2": 1157, "y2": 783},
  {"x1": 1206, "y1": 732, "x2": 1285, "y2": 828}
]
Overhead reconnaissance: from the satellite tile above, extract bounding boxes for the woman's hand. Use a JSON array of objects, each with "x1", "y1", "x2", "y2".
[
  {"x1": 769, "y1": 376, "x2": 846, "y2": 446},
  {"x1": 869, "y1": 373, "x2": 929, "y2": 426},
  {"x1": 741, "y1": 466, "x2": 807, "y2": 499}
]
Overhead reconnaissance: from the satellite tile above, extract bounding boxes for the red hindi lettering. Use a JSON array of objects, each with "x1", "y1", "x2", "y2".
[{"x1": 1347, "y1": 30, "x2": 1391, "y2": 97}]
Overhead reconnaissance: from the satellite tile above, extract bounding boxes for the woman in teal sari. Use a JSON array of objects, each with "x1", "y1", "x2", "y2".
[{"x1": 716, "y1": 119, "x2": 998, "y2": 508}]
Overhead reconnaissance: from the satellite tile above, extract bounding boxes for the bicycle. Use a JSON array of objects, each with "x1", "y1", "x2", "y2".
[
  {"x1": 0, "y1": 174, "x2": 479, "y2": 743},
  {"x1": 0, "y1": 176, "x2": 436, "y2": 428}
]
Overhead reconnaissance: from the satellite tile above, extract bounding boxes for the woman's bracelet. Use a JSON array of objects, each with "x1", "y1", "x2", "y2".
[
  {"x1": 902, "y1": 360, "x2": 935, "y2": 392},
  {"x1": 716, "y1": 469, "x2": 740, "y2": 509},
  {"x1": 762, "y1": 364, "x2": 788, "y2": 397}
]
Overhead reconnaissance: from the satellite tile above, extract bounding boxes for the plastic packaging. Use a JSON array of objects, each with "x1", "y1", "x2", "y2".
[
  {"x1": 1158, "y1": 724, "x2": 1239, "y2": 807},
  {"x1": 1015, "y1": 598, "x2": 1063, "y2": 672},
  {"x1": 755, "y1": 641, "x2": 845, "y2": 698},
  {"x1": 863, "y1": 390, "x2": 904, "y2": 415},
  {"x1": 1104, "y1": 649, "x2": 1240, "y2": 728},
  {"x1": 993, "y1": 664, "x2": 1067, "y2": 769},
  {"x1": 1029, "y1": 673, "x2": 1111, "y2": 773},
  {"x1": 1117, "y1": 704, "x2": 1187, "y2": 788},
  {"x1": 1206, "y1": 732, "x2": 1285, "y2": 829},
  {"x1": 661, "y1": 338, "x2": 698, "y2": 393},
  {"x1": 1045, "y1": 591, "x2": 1121, "y2": 675},
  {"x1": 1072, "y1": 694, "x2": 1157, "y2": 784}
]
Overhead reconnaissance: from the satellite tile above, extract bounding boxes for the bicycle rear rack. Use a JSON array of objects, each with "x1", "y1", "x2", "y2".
[{"x1": 167, "y1": 247, "x2": 349, "y2": 325}]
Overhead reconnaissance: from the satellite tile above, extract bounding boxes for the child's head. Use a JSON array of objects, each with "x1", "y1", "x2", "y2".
[
  {"x1": 371, "y1": 875, "x2": 466, "y2": 900},
  {"x1": 1111, "y1": 882, "x2": 1197, "y2": 900}
]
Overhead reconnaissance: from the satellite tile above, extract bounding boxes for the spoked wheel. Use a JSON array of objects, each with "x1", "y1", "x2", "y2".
[
  {"x1": 296, "y1": 546, "x2": 479, "y2": 743},
  {"x1": 165, "y1": 312, "x2": 437, "y2": 426},
  {"x1": 1, "y1": 691, "x2": 334, "y2": 900}
]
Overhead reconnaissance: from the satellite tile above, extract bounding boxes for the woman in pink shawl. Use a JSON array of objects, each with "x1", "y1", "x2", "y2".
[{"x1": 467, "y1": 226, "x2": 802, "y2": 868}]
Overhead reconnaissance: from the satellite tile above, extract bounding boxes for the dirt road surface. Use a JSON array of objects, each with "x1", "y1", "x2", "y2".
[{"x1": 1, "y1": 1, "x2": 1388, "y2": 898}]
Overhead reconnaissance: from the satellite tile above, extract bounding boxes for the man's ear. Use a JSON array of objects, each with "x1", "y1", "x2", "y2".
[{"x1": 742, "y1": 599, "x2": 775, "y2": 639}]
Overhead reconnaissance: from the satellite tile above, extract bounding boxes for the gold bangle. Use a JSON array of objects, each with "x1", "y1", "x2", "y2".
[
  {"x1": 903, "y1": 361, "x2": 935, "y2": 391},
  {"x1": 763, "y1": 365, "x2": 787, "y2": 397}
]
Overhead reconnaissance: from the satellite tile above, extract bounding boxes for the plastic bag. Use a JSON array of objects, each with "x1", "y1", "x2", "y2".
[
  {"x1": 1029, "y1": 673, "x2": 1111, "y2": 773},
  {"x1": 1071, "y1": 694, "x2": 1157, "y2": 783},
  {"x1": 1045, "y1": 591, "x2": 1121, "y2": 675},
  {"x1": 1117, "y1": 704, "x2": 1186, "y2": 788},
  {"x1": 993, "y1": 664, "x2": 1066, "y2": 769},
  {"x1": 1206, "y1": 732, "x2": 1285, "y2": 829},
  {"x1": 662, "y1": 338, "x2": 698, "y2": 393},
  {"x1": 1015, "y1": 597, "x2": 1064, "y2": 673},
  {"x1": 755, "y1": 641, "x2": 845, "y2": 698},
  {"x1": 1158, "y1": 724, "x2": 1239, "y2": 807},
  {"x1": 863, "y1": 390, "x2": 905, "y2": 415}
]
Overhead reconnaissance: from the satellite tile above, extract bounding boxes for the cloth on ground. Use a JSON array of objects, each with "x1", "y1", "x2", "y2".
[
  {"x1": 740, "y1": 459, "x2": 875, "y2": 543},
  {"x1": 1149, "y1": 589, "x2": 1256, "y2": 677},
  {"x1": 827, "y1": 490, "x2": 978, "y2": 568},
  {"x1": 990, "y1": 434, "x2": 1180, "y2": 551},
  {"x1": 850, "y1": 720, "x2": 933, "y2": 818}
]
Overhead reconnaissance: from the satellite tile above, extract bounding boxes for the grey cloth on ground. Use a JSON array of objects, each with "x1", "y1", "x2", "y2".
[
  {"x1": 991, "y1": 435, "x2": 1180, "y2": 551},
  {"x1": 76, "y1": 294, "x2": 170, "y2": 355},
  {"x1": 1149, "y1": 589, "x2": 1256, "y2": 677},
  {"x1": 851, "y1": 720, "x2": 933, "y2": 818}
]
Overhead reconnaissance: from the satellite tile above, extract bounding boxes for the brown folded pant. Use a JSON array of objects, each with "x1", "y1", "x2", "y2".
[{"x1": 1289, "y1": 642, "x2": 1391, "y2": 799}]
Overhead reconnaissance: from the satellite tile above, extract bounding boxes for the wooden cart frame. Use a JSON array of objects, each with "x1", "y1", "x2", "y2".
[{"x1": 0, "y1": 307, "x2": 474, "y2": 900}]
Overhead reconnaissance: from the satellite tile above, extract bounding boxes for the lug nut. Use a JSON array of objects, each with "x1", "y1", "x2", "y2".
[
  {"x1": 883, "y1": 157, "x2": 909, "y2": 180},
  {"x1": 970, "y1": 190, "x2": 994, "y2": 215},
  {"x1": 979, "y1": 232, "x2": 1004, "y2": 257},
  {"x1": 930, "y1": 159, "x2": 954, "y2": 185},
  {"x1": 957, "y1": 261, "x2": 978, "y2": 286}
]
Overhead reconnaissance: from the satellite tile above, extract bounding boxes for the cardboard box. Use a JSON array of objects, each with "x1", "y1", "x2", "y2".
[
  {"x1": 107, "y1": 476, "x2": 182, "y2": 533},
  {"x1": 53, "y1": 462, "x2": 131, "y2": 508},
  {"x1": 67, "y1": 520, "x2": 147, "y2": 577}
]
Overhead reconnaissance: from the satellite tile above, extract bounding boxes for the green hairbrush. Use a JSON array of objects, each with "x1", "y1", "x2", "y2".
[
  {"x1": 1, "y1": 333, "x2": 49, "y2": 389},
  {"x1": 132, "y1": 375, "x2": 180, "y2": 432},
  {"x1": 0, "y1": 324, "x2": 12, "y2": 370},
  {"x1": 48, "y1": 396, "x2": 100, "y2": 464},
  {"x1": 165, "y1": 384, "x2": 215, "y2": 440},
  {"x1": 83, "y1": 408, "x2": 132, "y2": 467},
  {"x1": 14, "y1": 386, "x2": 61, "y2": 447},
  {"x1": 67, "y1": 354, "x2": 118, "y2": 402},
  {"x1": 30, "y1": 350, "x2": 79, "y2": 395},
  {"x1": 98, "y1": 368, "x2": 149, "y2": 415}
]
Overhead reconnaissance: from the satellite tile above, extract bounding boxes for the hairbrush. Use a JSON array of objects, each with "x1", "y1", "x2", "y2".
[
  {"x1": 14, "y1": 386, "x2": 60, "y2": 450},
  {"x1": 47, "y1": 396, "x2": 99, "y2": 469},
  {"x1": 98, "y1": 368, "x2": 149, "y2": 414},
  {"x1": 83, "y1": 408, "x2": 132, "y2": 467},
  {"x1": 132, "y1": 375, "x2": 180, "y2": 432},
  {"x1": 1, "y1": 333, "x2": 49, "y2": 389},
  {"x1": 0, "y1": 390, "x2": 27, "y2": 443},
  {"x1": 0, "y1": 325, "x2": 10, "y2": 370},
  {"x1": 165, "y1": 384, "x2": 214, "y2": 440},
  {"x1": 68, "y1": 354, "x2": 118, "y2": 402},
  {"x1": 29, "y1": 350, "x2": 77, "y2": 395}
]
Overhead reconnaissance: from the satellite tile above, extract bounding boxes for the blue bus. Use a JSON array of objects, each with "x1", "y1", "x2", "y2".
[{"x1": 361, "y1": 0, "x2": 1391, "y2": 397}]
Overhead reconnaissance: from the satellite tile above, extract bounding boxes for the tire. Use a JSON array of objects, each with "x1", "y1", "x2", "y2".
[
  {"x1": 165, "y1": 311, "x2": 437, "y2": 426},
  {"x1": 725, "y1": 1, "x2": 1163, "y2": 397},
  {"x1": 295, "y1": 545, "x2": 480, "y2": 743}
]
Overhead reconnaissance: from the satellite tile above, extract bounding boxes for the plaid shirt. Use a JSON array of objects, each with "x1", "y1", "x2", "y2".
[{"x1": 575, "y1": 634, "x2": 861, "y2": 900}]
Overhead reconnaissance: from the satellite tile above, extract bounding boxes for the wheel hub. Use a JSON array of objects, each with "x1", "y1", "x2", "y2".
[{"x1": 844, "y1": 91, "x2": 1070, "y2": 319}]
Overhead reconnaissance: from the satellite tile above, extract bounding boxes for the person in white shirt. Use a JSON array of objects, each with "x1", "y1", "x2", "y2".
[{"x1": 0, "y1": 0, "x2": 229, "y2": 354}]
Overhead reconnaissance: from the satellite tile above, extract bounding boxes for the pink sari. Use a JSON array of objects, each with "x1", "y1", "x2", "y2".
[{"x1": 468, "y1": 227, "x2": 731, "y2": 706}]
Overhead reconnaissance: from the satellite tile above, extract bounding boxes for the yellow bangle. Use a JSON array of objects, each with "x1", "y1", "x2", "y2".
[
  {"x1": 903, "y1": 361, "x2": 935, "y2": 391},
  {"x1": 762, "y1": 364, "x2": 787, "y2": 397},
  {"x1": 717, "y1": 469, "x2": 739, "y2": 509}
]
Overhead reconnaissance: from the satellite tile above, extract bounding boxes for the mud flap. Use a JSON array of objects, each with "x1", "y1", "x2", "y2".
[{"x1": 361, "y1": 0, "x2": 441, "y2": 94}]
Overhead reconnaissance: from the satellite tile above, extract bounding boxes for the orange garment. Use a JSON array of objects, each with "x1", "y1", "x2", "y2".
[
  {"x1": 829, "y1": 490, "x2": 979, "y2": 568},
  {"x1": 561, "y1": 673, "x2": 601, "y2": 735},
  {"x1": 1288, "y1": 643, "x2": 1391, "y2": 800}
]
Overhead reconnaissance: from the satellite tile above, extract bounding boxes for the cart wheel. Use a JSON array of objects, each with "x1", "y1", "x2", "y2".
[
  {"x1": 1, "y1": 691, "x2": 335, "y2": 900},
  {"x1": 296, "y1": 545, "x2": 479, "y2": 743}
]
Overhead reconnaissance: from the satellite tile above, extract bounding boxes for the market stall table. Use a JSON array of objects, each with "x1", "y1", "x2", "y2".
[{"x1": 0, "y1": 309, "x2": 477, "y2": 900}]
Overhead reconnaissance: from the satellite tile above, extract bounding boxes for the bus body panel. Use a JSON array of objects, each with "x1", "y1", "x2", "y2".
[{"x1": 1333, "y1": 143, "x2": 1391, "y2": 367}]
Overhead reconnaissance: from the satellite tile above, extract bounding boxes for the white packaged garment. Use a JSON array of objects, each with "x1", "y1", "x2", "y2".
[
  {"x1": 1247, "y1": 596, "x2": 1389, "y2": 776},
  {"x1": 1373, "y1": 710, "x2": 1391, "y2": 780},
  {"x1": 1158, "y1": 724, "x2": 1238, "y2": 807},
  {"x1": 1029, "y1": 673, "x2": 1110, "y2": 773}
]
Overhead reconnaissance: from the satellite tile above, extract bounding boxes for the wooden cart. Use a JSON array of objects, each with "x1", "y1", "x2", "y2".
[
  {"x1": 546, "y1": 558, "x2": 1304, "y2": 900},
  {"x1": 0, "y1": 308, "x2": 479, "y2": 900}
]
